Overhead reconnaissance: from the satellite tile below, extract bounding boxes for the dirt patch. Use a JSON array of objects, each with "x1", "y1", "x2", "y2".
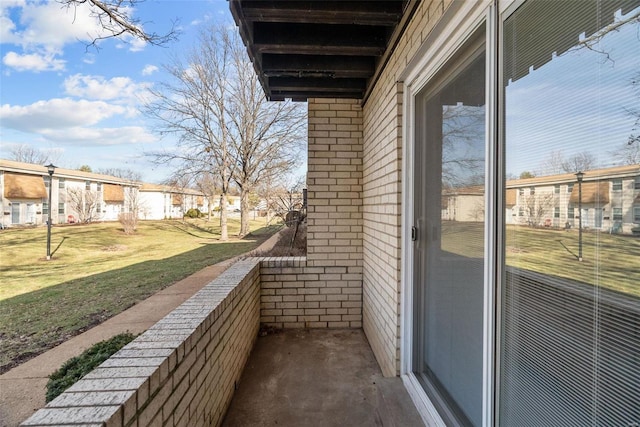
[
  {"x1": 101, "y1": 245, "x2": 128, "y2": 252},
  {"x1": 506, "y1": 246, "x2": 529, "y2": 254},
  {"x1": 252, "y1": 223, "x2": 306, "y2": 257}
]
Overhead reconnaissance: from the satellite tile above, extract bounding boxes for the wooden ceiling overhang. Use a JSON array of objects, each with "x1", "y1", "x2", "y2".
[{"x1": 230, "y1": 1, "x2": 417, "y2": 101}]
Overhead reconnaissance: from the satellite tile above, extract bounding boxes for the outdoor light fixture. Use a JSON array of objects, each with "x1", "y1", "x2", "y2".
[
  {"x1": 575, "y1": 171, "x2": 584, "y2": 262},
  {"x1": 45, "y1": 163, "x2": 56, "y2": 260}
]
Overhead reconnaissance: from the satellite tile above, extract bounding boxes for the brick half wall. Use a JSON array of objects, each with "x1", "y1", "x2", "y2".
[
  {"x1": 21, "y1": 259, "x2": 262, "y2": 427},
  {"x1": 260, "y1": 257, "x2": 362, "y2": 328}
]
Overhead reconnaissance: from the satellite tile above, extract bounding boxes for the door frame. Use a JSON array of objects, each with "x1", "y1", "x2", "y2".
[{"x1": 400, "y1": 1, "x2": 497, "y2": 425}]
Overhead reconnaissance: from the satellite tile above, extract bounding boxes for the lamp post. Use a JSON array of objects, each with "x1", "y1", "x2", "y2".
[
  {"x1": 45, "y1": 163, "x2": 56, "y2": 260},
  {"x1": 575, "y1": 171, "x2": 584, "y2": 262}
]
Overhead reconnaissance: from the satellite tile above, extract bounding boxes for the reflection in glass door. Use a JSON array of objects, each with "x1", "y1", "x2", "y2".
[
  {"x1": 413, "y1": 27, "x2": 485, "y2": 427},
  {"x1": 501, "y1": 1, "x2": 640, "y2": 424}
]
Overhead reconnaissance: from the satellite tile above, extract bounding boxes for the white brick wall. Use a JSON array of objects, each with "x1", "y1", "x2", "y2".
[
  {"x1": 361, "y1": 1, "x2": 447, "y2": 376},
  {"x1": 260, "y1": 257, "x2": 362, "y2": 328},
  {"x1": 307, "y1": 98, "x2": 363, "y2": 270},
  {"x1": 21, "y1": 259, "x2": 262, "y2": 427}
]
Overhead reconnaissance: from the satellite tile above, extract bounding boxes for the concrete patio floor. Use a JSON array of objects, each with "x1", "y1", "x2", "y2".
[{"x1": 222, "y1": 329, "x2": 423, "y2": 427}]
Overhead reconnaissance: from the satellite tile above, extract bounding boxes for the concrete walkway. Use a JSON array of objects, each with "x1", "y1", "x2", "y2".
[{"x1": 0, "y1": 231, "x2": 282, "y2": 427}]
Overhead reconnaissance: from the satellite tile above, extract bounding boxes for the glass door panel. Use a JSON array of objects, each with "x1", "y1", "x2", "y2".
[
  {"x1": 413, "y1": 27, "x2": 486, "y2": 427},
  {"x1": 501, "y1": 1, "x2": 640, "y2": 425}
]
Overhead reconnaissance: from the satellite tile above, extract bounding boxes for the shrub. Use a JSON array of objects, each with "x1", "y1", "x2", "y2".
[
  {"x1": 185, "y1": 208, "x2": 203, "y2": 218},
  {"x1": 46, "y1": 333, "x2": 137, "y2": 402},
  {"x1": 118, "y1": 212, "x2": 138, "y2": 234}
]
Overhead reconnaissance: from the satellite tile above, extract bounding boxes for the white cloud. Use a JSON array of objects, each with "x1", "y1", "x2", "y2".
[
  {"x1": 128, "y1": 36, "x2": 147, "y2": 52},
  {"x1": 141, "y1": 64, "x2": 158, "y2": 76},
  {"x1": 0, "y1": 98, "x2": 125, "y2": 132},
  {"x1": 63, "y1": 74, "x2": 150, "y2": 104},
  {"x1": 1, "y1": 1, "x2": 147, "y2": 71},
  {"x1": 83, "y1": 54, "x2": 96, "y2": 65},
  {"x1": 190, "y1": 13, "x2": 211, "y2": 26},
  {"x1": 41, "y1": 126, "x2": 157, "y2": 145},
  {"x1": 10, "y1": 1, "x2": 106, "y2": 50},
  {"x1": 2, "y1": 50, "x2": 65, "y2": 72}
]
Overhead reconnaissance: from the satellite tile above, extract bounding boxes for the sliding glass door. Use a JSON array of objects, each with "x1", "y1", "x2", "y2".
[
  {"x1": 500, "y1": 1, "x2": 640, "y2": 425},
  {"x1": 413, "y1": 26, "x2": 486, "y2": 427}
]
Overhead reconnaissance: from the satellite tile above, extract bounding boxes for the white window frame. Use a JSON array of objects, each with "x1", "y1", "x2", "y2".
[
  {"x1": 400, "y1": 1, "x2": 495, "y2": 426},
  {"x1": 612, "y1": 207, "x2": 623, "y2": 221},
  {"x1": 612, "y1": 179, "x2": 623, "y2": 191}
]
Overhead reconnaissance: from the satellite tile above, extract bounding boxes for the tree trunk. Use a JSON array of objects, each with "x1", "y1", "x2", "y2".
[
  {"x1": 239, "y1": 190, "x2": 250, "y2": 237},
  {"x1": 219, "y1": 194, "x2": 228, "y2": 241}
]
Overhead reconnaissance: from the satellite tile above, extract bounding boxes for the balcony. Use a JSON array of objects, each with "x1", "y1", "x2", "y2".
[{"x1": 21, "y1": 258, "x2": 422, "y2": 427}]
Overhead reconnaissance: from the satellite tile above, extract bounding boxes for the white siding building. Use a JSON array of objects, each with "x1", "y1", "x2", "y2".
[{"x1": 0, "y1": 160, "x2": 210, "y2": 226}]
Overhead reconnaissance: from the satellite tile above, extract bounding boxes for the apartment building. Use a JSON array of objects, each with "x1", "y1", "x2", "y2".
[{"x1": 0, "y1": 160, "x2": 210, "y2": 226}]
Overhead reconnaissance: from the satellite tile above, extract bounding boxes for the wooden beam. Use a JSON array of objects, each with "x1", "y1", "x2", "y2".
[
  {"x1": 239, "y1": 1, "x2": 404, "y2": 26},
  {"x1": 262, "y1": 54, "x2": 375, "y2": 79},
  {"x1": 253, "y1": 22, "x2": 387, "y2": 56},
  {"x1": 269, "y1": 90, "x2": 364, "y2": 101},
  {"x1": 268, "y1": 77, "x2": 366, "y2": 92}
]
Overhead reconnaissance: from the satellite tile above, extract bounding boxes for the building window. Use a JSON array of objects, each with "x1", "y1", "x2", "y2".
[
  {"x1": 567, "y1": 183, "x2": 574, "y2": 193},
  {"x1": 612, "y1": 179, "x2": 622, "y2": 191},
  {"x1": 85, "y1": 181, "x2": 91, "y2": 190},
  {"x1": 529, "y1": 187, "x2": 535, "y2": 195},
  {"x1": 634, "y1": 206, "x2": 640, "y2": 223},
  {"x1": 568, "y1": 207, "x2": 575, "y2": 219},
  {"x1": 58, "y1": 203, "x2": 64, "y2": 214},
  {"x1": 96, "y1": 203, "x2": 102, "y2": 213},
  {"x1": 612, "y1": 208, "x2": 623, "y2": 221},
  {"x1": 554, "y1": 185, "x2": 560, "y2": 194},
  {"x1": 501, "y1": 1, "x2": 639, "y2": 425},
  {"x1": 554, "y1": 207, "x2": 560, "y2": 218},
  {"x1": 519, "y1": 188, "x2": 524, "y2": 196},
  {"x1": 635, "y1": 176, "x2": 640, "y2": 190},
  {"x1": 58, "y1": 178, "x2": 65, "y2": 189},
  {"x1": 97, "y1": 182, "x2": 102, "y2": 191},
  {"x1": 43, "y1": 201, "x2": 49, "y2": 215},
  {"x1": 44, "y1": 176, "x2": 50, "y2": 187}
]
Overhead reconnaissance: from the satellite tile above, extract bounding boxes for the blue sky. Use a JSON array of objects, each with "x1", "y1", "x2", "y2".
[
  {"x1": 0, "y1": 0, "x2": 231, "y2": 183},
  {"x1": 504, "y1": 6, "x2": 640, "y2": 177}
]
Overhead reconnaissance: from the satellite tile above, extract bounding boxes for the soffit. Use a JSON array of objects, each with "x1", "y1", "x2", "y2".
[{"x1": 229, "y1": 0, "x2": 414, "y2": 101}]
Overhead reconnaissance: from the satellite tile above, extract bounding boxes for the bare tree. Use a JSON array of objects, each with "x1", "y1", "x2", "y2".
[
  {"x1": 227, "y1": 39, "x2": 306, "y2": 236},
  {"x1": 562, "y1": 152, "x2": 596, "y2": 173},
  {"x1": 522, "y1": 192, "x2": 555, "y2": 227},
  {"x1": 96, "y1": 168, "x2": 142, "y2": 182},
  {"x1": 194, "y1": 172, "x2": 219, "y2": 221},
  {"x1": 540, "y1": 150, "x2": 566, "y2": 175},
  {"x1": 58, "y1": 0, "x2": 178, "y2": 48},
  {"x1": 164, "y1": 175, "x2": 193, "y2": 220},
  {"x1": 145, "y1": 26, "x2": 236, "y2": 240},
  {"x1": 266, "y1": 175, "x2": 306, "y2": 225},
  {"x1": 66, "y1": 187, "x2": 100, "y2": 223},
  {"x1": 119, "y1": 186, "x2": 141, "y2": 233},
  {"x1": 609, "y1": 140, "x2": 640, "y2": 165},
  {"x1": 441, "y1": 104, "x2": 485, "y2": 188},
  {"x1": 8, "y1": 144, "x2": 60, "y2": 165},
  {"x1": 145, "y1": 24, "x2": 306, "y2": 238},
  {"x1": 618, "y1": 71, "x2": 640, "y2": 163}
]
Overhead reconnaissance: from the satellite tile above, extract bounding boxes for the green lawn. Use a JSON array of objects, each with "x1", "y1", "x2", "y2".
[
  {"x1": 442, "y1": 221, "x2": 640, "y2": 297},
  {"x1": 0, "y1": 218, "x2": 280, "y2": 373}
]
